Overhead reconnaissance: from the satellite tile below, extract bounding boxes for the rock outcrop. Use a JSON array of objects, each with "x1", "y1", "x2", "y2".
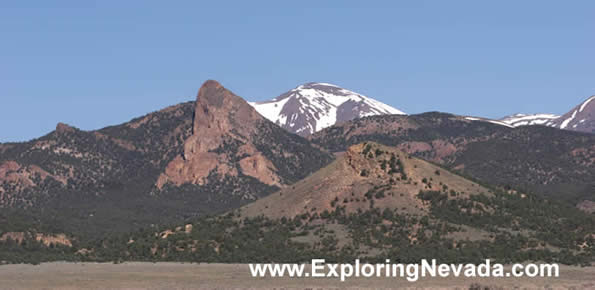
[{"x1": 156, "y1": 80, "x2": 282, "y2": 189}]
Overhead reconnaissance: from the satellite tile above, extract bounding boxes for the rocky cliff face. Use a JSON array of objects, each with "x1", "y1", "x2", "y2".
[{"x1": 156, "y1": 80, "x2": 282, "y2": 189}]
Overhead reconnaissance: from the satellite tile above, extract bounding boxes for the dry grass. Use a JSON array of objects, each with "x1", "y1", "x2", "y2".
[{"x1": 0, "y1": 262, "x2": 593, "y2": 290}]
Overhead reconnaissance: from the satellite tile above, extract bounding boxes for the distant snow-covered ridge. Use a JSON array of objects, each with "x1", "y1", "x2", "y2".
[
  {"x1": 548, "y1": 95, "x2": 594, "y2": 133},
  {"x1": 251, "y1": 84, "x2": 593, "y2": 135},
  {"x1": 249, "y1": 82, "x2": 405, "y2": 136},
  {"x1": 498, "y1": 113, "x2": 560, "y2": 127},
  {"x1": 466, "y1": 95, "x2": 594, "y2": 134}
]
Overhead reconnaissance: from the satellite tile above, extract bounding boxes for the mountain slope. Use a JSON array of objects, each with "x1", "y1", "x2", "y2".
[
  {"x1": 250, "y1": 82, "x2": 405, "y2": 136},
  {"x1": 4, "y1": 144, "x2": 593, "y2": 265},
  {"x1": 0, "y1": 80, "x2": 333, "y2": 237},
  {"x1": 310, "y1": 112, "x2": 595, "y2": 204},
  {"x1": 494, "y1": 95, "x2": 594, "y2": 134},
  {"x1": 549, "y1": 95, "x2": 595, "y2": 134},
  {"x1": 82, "y1": 143, "x2": 595, "y2": 265}
]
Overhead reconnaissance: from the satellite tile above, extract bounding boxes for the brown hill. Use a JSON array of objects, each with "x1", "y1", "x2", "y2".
[{"x1": 240, "y1": 142, "x2": 490, "y2": 219}]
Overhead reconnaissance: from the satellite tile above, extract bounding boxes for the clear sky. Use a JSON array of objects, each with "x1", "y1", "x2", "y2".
[{"x1": 1, "y1": 1, "x2": 594, "y2": 142}]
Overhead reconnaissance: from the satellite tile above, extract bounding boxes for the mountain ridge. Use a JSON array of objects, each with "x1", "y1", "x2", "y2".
[
  {"x1": 1, "y1": 82, "x2": 594, "y2": 266},
  {"x1": 250, "y1": 82, "x2": 405, "y2": 136},
  {"x1": 499, "y1": 113, "x2": 560, "y2": 127},
  {"x1": 0, "y1": 80, "x2": 333, "y2": 237},
  {"x1": 549, "y1": 95, "x2": 595, "y2": 133},
  {"x1": 310, "y1": 112, "x2": 595, "y2": 204},
  {"x1": 494, "y1": 95, "x2": 595, "y2": 134}
]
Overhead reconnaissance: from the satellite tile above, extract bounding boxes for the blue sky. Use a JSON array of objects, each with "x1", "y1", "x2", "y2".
[{"x1": 1, "y1": 1, "x2": 594, "y2": 142}]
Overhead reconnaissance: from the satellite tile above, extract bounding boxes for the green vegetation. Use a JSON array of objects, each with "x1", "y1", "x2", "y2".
[
  {"x1": 0, "y1": 237, "x2": 76, "y2": 265},
  {"x1": 2, "y1": 186, "x2": 592, "y2": 265},
  {"x1": 254, "y1": 121, "x2": 334, "y2": 184}
]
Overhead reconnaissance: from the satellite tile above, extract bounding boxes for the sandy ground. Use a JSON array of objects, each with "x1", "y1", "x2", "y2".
[{"x1": 0, "y1": 262, "x2": 594, "y2": 289}]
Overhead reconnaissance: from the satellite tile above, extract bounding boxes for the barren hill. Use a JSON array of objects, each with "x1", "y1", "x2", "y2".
[{"x1": 240, "y1": 142, "x2": 490, "y2": 219}]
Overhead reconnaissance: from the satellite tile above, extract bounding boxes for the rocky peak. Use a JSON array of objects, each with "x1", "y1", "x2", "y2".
[
  {"x1": 55, "y1": 122, "x2": 76, "y2": 134},
  {"x1": 192, "y1": 80, "x2": 263, "y2": 151},
  {"x1": 157, "y1": 80, "x2": 281, "y2": 189}
]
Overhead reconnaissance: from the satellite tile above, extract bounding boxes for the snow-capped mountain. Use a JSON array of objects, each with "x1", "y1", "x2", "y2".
[
  {"x1": 485, "y1": 95, "x2": 594, "y2": 134},
  {"x1": 249, "y1": 82, "x2": 405, "y2": 136},
  {"x1": 548, "y1": 95, "x2": 595, "y2": 134},
  {"x1": 499, "y1": 113, "x2": 560, "y2": 127}
]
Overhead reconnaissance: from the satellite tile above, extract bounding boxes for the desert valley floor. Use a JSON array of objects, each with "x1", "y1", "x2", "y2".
[{"x1": 0, "y1": 262, "x2": 594, "y2": 289}]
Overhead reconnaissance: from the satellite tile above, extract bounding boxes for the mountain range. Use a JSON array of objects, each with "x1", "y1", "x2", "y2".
[
  {"x1": 249, "y1": 83, "x2": 595, "y2": 136},
  {"x1": 0, "y1": 80, "x2": 593, "y2": 265},
  {"x1": 310, "y1": 112, "x2": 595, "y2": 204}
]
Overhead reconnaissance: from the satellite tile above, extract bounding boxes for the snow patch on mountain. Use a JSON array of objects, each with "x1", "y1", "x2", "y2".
[
  {"x1": 486, "y1": 95, "x2": 594, "y2": 134},
  {"x1": 499, "y1": 113, "x2": 560, "y2": 127},
  {"x1": 560, "y1": 110, "x2": 577, "y2": 129},
  {"x1": 550, "y1": 95, "x2": 595, "y2": 133},
  {"x1": 250, "y1": 82, "x2": 405, "y2": 136},
  {"x1": 464, "y1": 116, "x2": 514, "y2": 128},
  {"x1": 579, "y1": 96, "x2": 594, "y2": 112}
]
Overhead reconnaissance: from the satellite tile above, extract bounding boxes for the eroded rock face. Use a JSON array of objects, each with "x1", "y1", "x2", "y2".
[
  {"x1": 0, "y1": 232, "x2": 72, "y2": 247},
  {"x1": 55, "y1": 122, "x2": 76, "y2": 134},
  {"x1": 156, "y1": 80, "x2": 282, "y2": 188},
  {"x1": 237, "y1": 144, "x2": 281, "y2": 186}
]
